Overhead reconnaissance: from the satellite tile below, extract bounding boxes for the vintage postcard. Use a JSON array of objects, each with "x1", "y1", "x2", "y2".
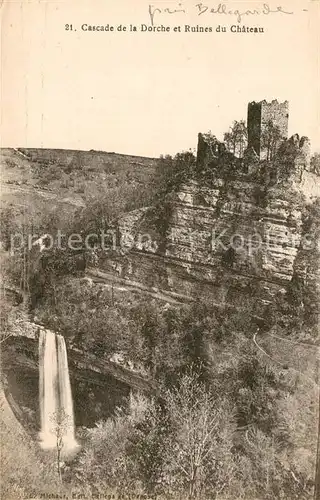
[{"x1": 1, "y1": 0, "x2": 320, "y2": 499}]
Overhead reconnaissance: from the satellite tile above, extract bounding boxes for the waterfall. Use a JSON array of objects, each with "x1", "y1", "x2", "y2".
[
  {"x1": 39, "y1": 330, "x2": 58, "y2": 449},
  {"x1": 39, "y1": 330, "x2": 79, "y2": 452},
  {"x1": 56, "y1": 334, "x2": 78, "y2": 449}
]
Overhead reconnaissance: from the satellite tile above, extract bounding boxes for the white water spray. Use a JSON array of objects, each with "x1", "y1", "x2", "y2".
[
  {"x1": 39, "y1": 330, "x2": 78, "y2": 452},
  {"x1": 57, "y1": 334, "x2": 78, "y2": 449}
]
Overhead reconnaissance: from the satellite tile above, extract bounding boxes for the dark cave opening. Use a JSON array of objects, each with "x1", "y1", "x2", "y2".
[{"x1": 3, "y1": 364, "x2": 130, "y2": 431}]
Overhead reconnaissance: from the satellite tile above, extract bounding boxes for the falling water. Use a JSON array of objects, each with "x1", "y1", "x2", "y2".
[
  {"x1": 39, "y1": 330, "x2": 78, "y2": 452},
  {"x1": 39, "y1": 330, "x2": 58, "y2": 449},
  {"x1": 57, "y1": 334, "x2": 78, "y2": 450}
]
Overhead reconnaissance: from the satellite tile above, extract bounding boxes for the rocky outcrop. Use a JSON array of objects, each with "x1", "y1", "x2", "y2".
[{"x1": 94, "y1": 135, "x2": 319, "y2": 317}]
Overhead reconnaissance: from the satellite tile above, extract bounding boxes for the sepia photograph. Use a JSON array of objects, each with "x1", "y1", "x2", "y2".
[{"x1": 1, "y1": 1, "x2": 320, "y2": 499}]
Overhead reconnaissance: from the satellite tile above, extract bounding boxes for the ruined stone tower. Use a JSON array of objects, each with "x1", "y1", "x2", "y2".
[{"x1": 247, "y1": 100, "x2": 289, "y2": 159}]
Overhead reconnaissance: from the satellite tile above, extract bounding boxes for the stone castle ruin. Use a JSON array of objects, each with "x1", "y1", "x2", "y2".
[
  {"x1": 93, "y1": 100, "x2": 319, "y2": 319},
  {"x1": 196, "y1": 100, "x2": 312, "y2": 184},
  {"x1": 247, "y1": 99, "x2": 289, "y2": 160}
]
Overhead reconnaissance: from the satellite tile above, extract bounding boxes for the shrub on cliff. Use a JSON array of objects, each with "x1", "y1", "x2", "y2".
[
  {"x1": 153, "y1": 151, "x2": 196, "y2": 202},
  {"x1": 151, "y1": 151, "x2": 196, "y2": 242}
]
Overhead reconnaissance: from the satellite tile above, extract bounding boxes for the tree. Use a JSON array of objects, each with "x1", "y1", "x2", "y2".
[
  {"x1": 224, "y1": 120, "x2": 248, "y2": 158},
  {"x1": 162, "y1": 373, "x2": 235, "y2": 499},
  {"x1": 124, "y1": 373, "x2": 236, "y2": 498},
  {"x1": 261, "y1": 120, "x2": 282, "y2": 161},
  {"x1": 0, "y1": 206, "x2": 16, "y2": 251},
  {"x1": 50, "y1": 409, "x2": 73, "y2": 482},
  {"x1": 0, "y1": 293, "x2": 19, "y2": 344},
  {"x1": 180, "y1": 301, "x2": 217, "y2": 382}
]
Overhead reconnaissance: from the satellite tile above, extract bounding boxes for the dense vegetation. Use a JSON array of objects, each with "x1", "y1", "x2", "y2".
[
  {"x1": 2, "y1": 292, "x2": 317, "y2": 499},
  {"x1": 1, "y1": 140, "x2": 319, "y2": 499},
  {"x1": 0, "y1": 269, "x2": 317, "y2": 499}
]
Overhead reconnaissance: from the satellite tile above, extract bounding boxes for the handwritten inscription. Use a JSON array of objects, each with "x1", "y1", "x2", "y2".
[
  {"x1": 148, "y1": 2, "x2": 294, "y2": 25},
  {"x1": 148, "y1": 3, "x2": 187, "y2": 25}
]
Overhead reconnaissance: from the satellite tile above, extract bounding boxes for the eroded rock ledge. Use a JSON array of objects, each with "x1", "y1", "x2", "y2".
[{"x1": 95, "y1": 133, "x2": 319, "y2": 317}]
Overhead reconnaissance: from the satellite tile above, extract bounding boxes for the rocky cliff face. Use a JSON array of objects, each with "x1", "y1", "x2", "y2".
[{"x1": 95, "y1": 135, "x2": 320, "y2": 318}]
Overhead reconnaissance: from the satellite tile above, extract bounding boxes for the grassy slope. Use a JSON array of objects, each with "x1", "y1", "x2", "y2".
[
  {"x1": 0, "y1": 387, "x2": 61, "y2": 499},
  {"x1": 0, "y1": 147, "x2": 158, "y2": 224}
]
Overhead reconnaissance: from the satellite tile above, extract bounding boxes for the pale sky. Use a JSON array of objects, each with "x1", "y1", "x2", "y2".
[{"x1": 1, "y1": 0, "x2": 319, "y2": 157}]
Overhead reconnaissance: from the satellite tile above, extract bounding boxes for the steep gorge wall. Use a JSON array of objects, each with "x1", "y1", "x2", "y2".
[{"x1": 96, "y1": 168, "x2": 319, "y2": 316}]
